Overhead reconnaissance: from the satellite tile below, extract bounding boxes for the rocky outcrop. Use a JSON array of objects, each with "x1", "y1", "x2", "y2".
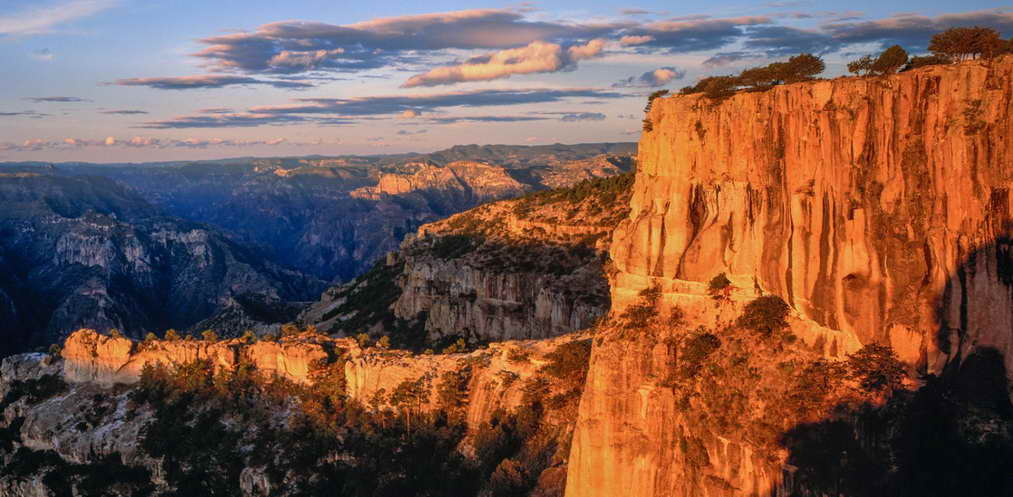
[
  {"x1": 351, "y1": 160, "x2": 529, "y2": 202},
  {"x1": 567, "y1": 59, "x2": 1013, "y2": 497},
  {"x1": 2, "y1": 328, "x2": 589, "y2": 495},
  {"x1": 302, "y1": 173, "x2": 633, "y2": 345}
]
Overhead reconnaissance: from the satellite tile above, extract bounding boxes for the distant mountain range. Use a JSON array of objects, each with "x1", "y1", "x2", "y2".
[{"x1": 0, "y1": 142, "x2": 634, "y2": 354}]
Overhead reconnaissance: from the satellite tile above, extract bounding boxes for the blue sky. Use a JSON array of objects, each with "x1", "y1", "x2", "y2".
[{"x1": 1, "y1": 0, "x2": 1010, "y2": 162}]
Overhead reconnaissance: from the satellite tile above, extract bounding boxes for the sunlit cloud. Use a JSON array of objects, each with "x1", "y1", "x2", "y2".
[
  {"x1": 613, "y1": 67, "x2": 685, "y2": 88},
  {"x1": 402, "y1": 39, "x2": 606, "y2": 87},
  {"x1": 31, "y1": 48, "x2": 54, "y2": 61}
]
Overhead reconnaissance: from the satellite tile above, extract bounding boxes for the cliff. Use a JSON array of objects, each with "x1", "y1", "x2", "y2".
[
  {"x1": 566, "y1": 59, "x2": 1013, "y2": 497},
  {"x1": 302, "y1": 173, "x2": 633, "y2": 346},
  {"x1": 1, "y1": 328, "x2": 589, "y2": 495}
]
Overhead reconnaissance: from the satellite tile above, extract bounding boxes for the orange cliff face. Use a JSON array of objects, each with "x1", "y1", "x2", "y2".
[
  {"x1": 59, "y1": 328, "x2": 584, "y2": 430},
  {"x1": 611, "y1": 58, "x2": 1013, "y2": 375},
  {"x1": 566, "y1": 59, "x2": 1013, "y2": 497}
]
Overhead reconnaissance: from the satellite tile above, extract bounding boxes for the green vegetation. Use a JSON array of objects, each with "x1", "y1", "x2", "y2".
[
  {"x1": 642, "y1": 89, "x2": 669, "y2": 131},
  {"x1": 845, "y1": 343, "x2": 907, "y2": 394},
  {"x1": 707, "y1": 272, "x2": 732, "y2": 297},
  {"x1": 929, "y1": 26, "x2": 1009, "y2": 61},
  {"x1": 0, "y1": 374, "x2": 67, "y2": 408},
  {"x1": 849, "y1": 45, "x2": 909, "y2": 75},
  {"x1": 511, "y1": 172, "x2": 635, "y2": 221},
  {"x1": 736, "y1": 295, "x2": 790, "y2": 337},
  {"x1": 680, "y1": 53, "x2": 826, "y2": 98},
  {"x1": 201, "y1": 329, "x2": 219, "y2": 342}
]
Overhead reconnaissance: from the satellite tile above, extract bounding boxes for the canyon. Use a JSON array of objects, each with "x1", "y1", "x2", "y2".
[{"x1": 1, "y1": 59, "x2": 1012, "y2": 496}]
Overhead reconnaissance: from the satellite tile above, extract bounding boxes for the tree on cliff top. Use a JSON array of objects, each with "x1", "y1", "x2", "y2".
[
  {"x1": 849, "y1": 45, "x2": 909, "y2": 76},
  {"x1": 930, "y1": 26, "x2": 1006, "y2": 60}
]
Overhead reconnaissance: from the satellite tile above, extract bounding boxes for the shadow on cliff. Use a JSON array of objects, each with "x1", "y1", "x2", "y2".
[{"x1": 781, "y1": 241, "x2": 1013, "y2": 497}]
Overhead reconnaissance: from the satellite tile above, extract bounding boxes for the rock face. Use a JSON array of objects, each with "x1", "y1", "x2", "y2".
[
  {"x1": 2, "y1": 329, "x2": 589, "y2": 495},
  {"x1": 566, "y1": 59, "x2": 1013, "y2": 497},
  {"x1": 0, "y1": 174, "x2": 323, "y2": 355},
  {"x1": 302, "y1": 173, "x2": 634, "y2": 345}
]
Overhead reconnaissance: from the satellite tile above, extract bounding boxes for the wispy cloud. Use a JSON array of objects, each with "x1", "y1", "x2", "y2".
[
  {"x1": 23, "y1": 96, "x2": 90, "y2": 103},
  {"x1": 1, "y1": 136, "x2": 292, "y2": 152},
  {"x1": 110, "y1": 75, "x2": 314, "y2": 90},
  {"x1": 139, "y1": 87, "x2": 623, "y2": 129},
  {"x1": 99, "y1": 109, "x2": 149, "y2": 115},
  {"x1": 0, "y1": 110, "x2": 50, "y2": 118},
  {"x1": 0, "y1": 0, "x2": 116, "y2": 36}
]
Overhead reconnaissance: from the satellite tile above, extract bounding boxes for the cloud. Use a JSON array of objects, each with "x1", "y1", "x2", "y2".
[
  {"x1": 702, "y1": 51, "x2": 753, "y2": 67},
  {"x1": 0, "y1": 110, "x2": 49, "y2": 118},
  {"x1": 823, "y1": 8, "x2": 1013, "y2": 50},
  {"x1": 621, "y1": 16, "x2": 772, "y2": 52},
  {"x1": 620, "y1": 35, "x2": 654, "y2": 46},
  {"x1": 402, "y1": 38, "x2": 605, "y2": 87},
  {"x1": 31, "y1": 48, "x2": 54, "y2": 61},
  {"x1": 613, "y1": 66, "x2": 685, "y2": 88},
  {"x1": 0, "y1": 0, "x2": 116, "y2": 36},
  {"x1": 397, "y1": 129, "x2": 428, "y2": 135},
  {"x1": 742, "y1": 25, "x2": 840, "y2": 56},
  {"x1": 24, "y1": 96, "x2": 90, "y2": 103},
  {"x1": 398, "y1": 109, "x2": 422, "y2": 119},
  {"x1": 99, "y1": 109, "x2": 148, "y2": 115},
  {"x1": 110, "y1": 75, "x2": 314, "y2": 90},
  {"x1": 529, "y1": 111, "x2": 607, "y2": 122},
  {"x1": 140, "y1": 113, "x2": 317, "y2": 129},
  {"x1": 424, "y1": 115, "x2": 550, "y2": 124},
  {"x1": 0, "y1": 135, "x2": 295, "y2": 152},
  {"x1": 250, "y1": 88, "x2": 624, "y2": 117},
  {"x1": 621, "y1": 9, "x2": 653, "y2": 16},
  {"x1": 191, "y1": 9, "x2": 626, "y2": 75}
]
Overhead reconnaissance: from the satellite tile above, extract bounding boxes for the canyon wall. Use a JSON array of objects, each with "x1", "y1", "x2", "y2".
[
  {"x1": 303, "y1": 173, "x2": 632, "y2": 345},
  {"x1": 567, "y1": 59, "x2": 1013, "y2": 497}
]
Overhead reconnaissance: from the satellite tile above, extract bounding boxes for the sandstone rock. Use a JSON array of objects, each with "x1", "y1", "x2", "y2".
[{"x1": 567, "y1": 58, "x2": 1013, "y2": 497}]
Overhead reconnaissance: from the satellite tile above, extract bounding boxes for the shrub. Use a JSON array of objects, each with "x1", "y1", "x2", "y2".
[
  {"x1": 846, "y1": 343, "x2": 906, "y2": 394},
  {"x1": 707, "y1": 273, "x2": 732, "y2": 295},
  {"x1": 281, "y1": 323, "x2": 301, "y2": 337},
  {"x1": 47, "y1": 343, "x2": 62, "y2": 357},
  {"x1": 540, "y1": 339, "x2": 592, "y2": 383},
  {"x1": 109, "y1": 329, "x2": 124, "y2": 339},
  {"x1": 376, "y1": 336, "x2": 391, "y2": 350},
  {"x1": 355, "y1": 333, "x2": 371, "y2": 348},
  {"x1": 736, "y1": 295, "x2": 790, "y2": 336},
  {"x1": 903, "y1": 54, "x2": 950, "y2": 71},
  {"x1": 241, "y1": 330, "x2": 257, "y2": 343},
  {"x1": 164, "y1": 329, "x2": 180, "y2": 341},
  {"x1": 643, "y1": 89, "x2": 669, "y2": 113},
  {"x1": 201, "y1": 330, "x2": 219, "y2": 342}
]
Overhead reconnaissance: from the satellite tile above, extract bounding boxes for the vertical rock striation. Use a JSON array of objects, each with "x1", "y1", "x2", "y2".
[{"x1": 568, "y1": 59, "x2": 1013, "y2": 497}]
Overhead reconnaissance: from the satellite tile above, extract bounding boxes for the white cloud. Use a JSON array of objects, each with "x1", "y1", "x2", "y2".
[
  {"x1": 0, "y1": 0, "x2": 117, "y2": 36},
  {"x1": 402, "y1": 38, "x2": 606, "y2": 87}
]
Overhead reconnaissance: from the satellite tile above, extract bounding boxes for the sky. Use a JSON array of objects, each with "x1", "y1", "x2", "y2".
[{"x1": 1, "y1": 0, "x2": 1011, "y2": 162}]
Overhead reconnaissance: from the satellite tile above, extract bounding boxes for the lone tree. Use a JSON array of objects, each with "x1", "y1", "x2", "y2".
[
  {"x1": 929, "y1": 26, "x2": 1005, "y2": 61},
  {"x1": 847, "y1": 55, "x2": 875, "y2": 76}
]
